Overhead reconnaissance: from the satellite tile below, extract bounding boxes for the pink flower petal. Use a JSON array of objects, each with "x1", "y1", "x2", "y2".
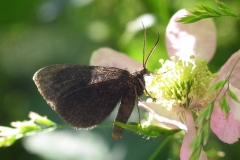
[
  {"x1": 166, "y1": 9, "x2": 216, "y2": 62},
  {"x1": 90, "y1": 47, "x2": 142, "y2": 72},
  {"x1": 228, "y1": 84, "x2": 240, "y2": 121},
  {"x1": 210, "y1": 103, "x2": 240, "y2": 144},
  {"x1": 211, "y1": 50, "x2": 240, "y2": 88},
  {"x1": 180, "y1": 111, "x2": 207, "y2": 160},
  {"x1": 210, "y1": 50, "x2": 240, "y2": 144}
]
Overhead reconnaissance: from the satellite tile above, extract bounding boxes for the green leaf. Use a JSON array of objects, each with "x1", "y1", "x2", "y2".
[
  {"x1": 196, "y1": 107, "x2": 208, "y2": 125},
  {"x1": 187, "y1": 9, "x2": 205, "y2": 16},
  {"x1": 179, "y1": 1, "x2": 240, "y2": 25},
  {"x1": 216, "y1": 1, "x2": 232, "y2": 12},
  {"x1": 19, "y1": 122, "x2": 41, "y2": 133},
  {"x1": 228, "y1": 89, "x2": 240, "y2": 103},
  {"x1": 113, "y1": 122, "x2": 180, "y2": 137},
  {"x1": 197, "y1": 4, "x2": 221, "y2": 16},
  {"x1": 190, "y1": 135, "x2": 202, "y2": 148},
  {"x1": 209, "y1": 80, "x2": 227, "y2": 90},
  {"x1": 202, "y1": 121, "x2": 210, "y2": 145},
  {"x1": 29, "y1": 112, "x2": 56, "y2": 127},
  {"x1": 177, "y1": 15, "x2": 202, "y2": 24},
  {"x1": 196, "y1": 4, "x2": 205, "y2": 10},
  {"x1": 196, "y1": 103, "x2": 213, "y2": 125},
  {"x1": 216, "y1": 1, "x2": 239, "y2": 18},
  {"x1": 190, "y1": 135, "x2": 203, "y2": 159},
  {"x1": 207, "y1": 103, "x2": 214, "y2": 119},
  {"x1": 219, "y1": 97, "x2": 230, "y2": 115},
  {"x1": 220, "y1": 8, "x2": 239, "y2": 18},
  {"x1": 198, "y1": 14, "x2": 213, "y2": 19},
  {"x1": 189, "y1": 147, "x2": 202, "y2": 160},
  {"x1": 0, "y1": 135, "x2": 17, "y2": 147}
]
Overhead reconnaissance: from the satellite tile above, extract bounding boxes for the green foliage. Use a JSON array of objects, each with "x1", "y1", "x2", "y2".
[
  {"x1": 113, "y1": 122, "x2": 180, "y2": 137},
  {"x1": 202, "y1": 121, "x2": 210, "y2": 146},
  {"x1": 178, "y1": 1, "x2": 240, "y2": 23},
  {"x1": 228, "y1": 89, "x2": 240, "y2": 103},
  {"x1": 189, "y1": 146, "x2": 202, "y2": 160},
  {"x1": 219, "y1": 96, "x2": 230, "y2": 115},
  {"x1": 0, "y1": 112, "x2": 57, "y2": 147},
  {"x1": 209, "y1": 80, "x2": 227, "y2": 91}
]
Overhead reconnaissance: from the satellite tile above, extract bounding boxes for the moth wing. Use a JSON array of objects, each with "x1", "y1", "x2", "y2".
[{"x1": 33, "y1": 64, "x2": 130, "y2": 128}]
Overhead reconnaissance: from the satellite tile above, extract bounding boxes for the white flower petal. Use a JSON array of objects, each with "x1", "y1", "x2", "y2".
[
  {"x1": 138, "y1": 101, "x2": 187, "y2": 131},
  {"x1": 166, "y1": 9, "x2": 216, "y2": 62}
]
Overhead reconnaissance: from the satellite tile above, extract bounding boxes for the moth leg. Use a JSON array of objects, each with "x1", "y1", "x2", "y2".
[
  {"x1": 112, "y1": 90, "x2": 135, "y2": 140},
  {"x1": 134, "y1": 87, "x2": 142, "y2": 128}
]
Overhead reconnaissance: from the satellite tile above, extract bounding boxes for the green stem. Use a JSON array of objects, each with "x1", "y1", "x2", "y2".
[
  {"x1": 226, "y1": 57, "x2": 240, "y2": 89},
  {"x1": 148, "y1": 136, "x2": 172, "y2": 160},
  {"x1": 213, "y1": 57, "x2": 240, "y2": 100}
]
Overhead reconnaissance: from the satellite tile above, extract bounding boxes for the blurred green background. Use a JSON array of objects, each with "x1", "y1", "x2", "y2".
[{"x1": 0, "y1": 0, "x2": 239, "y2": 159}]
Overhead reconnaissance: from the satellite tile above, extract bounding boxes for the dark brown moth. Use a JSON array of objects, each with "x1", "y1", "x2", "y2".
[{"x1": 33, "y1": 33, "x2": 159, "y2": 140}]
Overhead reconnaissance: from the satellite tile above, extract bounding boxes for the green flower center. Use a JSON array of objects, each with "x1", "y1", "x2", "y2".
[{"x1": 145, "y1": 56, "x2": 217, "y2": 113}]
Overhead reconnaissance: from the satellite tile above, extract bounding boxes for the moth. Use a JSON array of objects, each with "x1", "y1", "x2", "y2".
[{"x1": 33, "y1": 33, "x2": 159, "y2": 140}]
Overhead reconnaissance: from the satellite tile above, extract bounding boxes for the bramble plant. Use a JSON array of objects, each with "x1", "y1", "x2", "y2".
[{"x1": 1, "y1": 1, "x2": 239, "y2": 160}]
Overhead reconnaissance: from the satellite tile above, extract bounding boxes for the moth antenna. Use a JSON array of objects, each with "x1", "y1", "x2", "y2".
[
  {"x1": 144, "y1": 33, "x2": 160, "y2": 67},
  {"x1": 141, "y1": 22, "x2": 146, "y2": 68}
]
